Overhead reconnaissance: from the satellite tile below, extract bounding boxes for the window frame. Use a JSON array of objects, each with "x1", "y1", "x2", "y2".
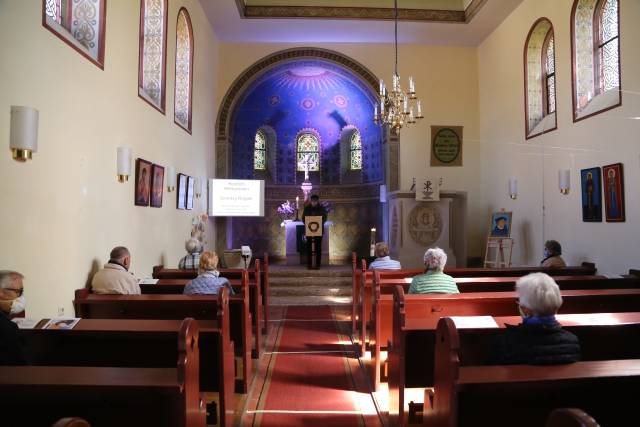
[
  {"x1": 541, "y1": 31, "x2": 556, "y2": 116},
  {"x1": 570, "y1": 0, "x2": 622, "y2": 123},
  {"x1": 138, "y1": 0, "x2": 169, "y2": 114},
  {"x1": 296, "y1": 130, "x2": 321, "y2": 173},
  {"x1": 42, "y1": 0, "x2": 107, "y2": 70},
  {"x1": 174, "y1": 7, "x2": 194, "y2": 134}
]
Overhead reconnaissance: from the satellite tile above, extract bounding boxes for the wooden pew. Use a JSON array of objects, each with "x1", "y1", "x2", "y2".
[
  {"x1": 421, "y1": 317, "x2": 640, "y2": 427},
  {"x1": 25, "y1": 289, "x2": 234, "y2": 426},
  {"x1": 74, "y1": 270, "x2": 253, "y2": 393},
  {"x1": 387, "y1": 286, "x2": 640, "y2": 426},
  {"x1": 545, "y1": 408, "x2": 599, "y2": 427},
  {"x1": 0, "y1": 318, "x2": 206, "y2": 427},
  {"x1": 369, "y1": 286, "x2": 640, "y2": 392},
  {"x1": 153, "y1": 254, "x2": 270, "y2": 334}
]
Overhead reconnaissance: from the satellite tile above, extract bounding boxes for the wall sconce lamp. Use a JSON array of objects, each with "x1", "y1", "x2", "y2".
[
  {"x1": 559, "y1": 169, "x2": 570, "y2": 195},
  {"x1": 166, "y1": 166, "x2": 176, "y2": 192},
  {"x1": 509, "y1": 178, "x2": 518, "y2": 200},
  {"x1": 194, "y1": 177, "x2": 205, "y2": 198},
  {"x1": 116, "y1": 147, "x2": 131, "y2": 182},
  {"x1": 10, "y1": 106, "x2": 39, "y2": 162}
]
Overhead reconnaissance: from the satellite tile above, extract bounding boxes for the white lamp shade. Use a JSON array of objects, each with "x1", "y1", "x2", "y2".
[
  {"x1": 559, "y1": 169, "x2": 570, "y2": 191},
  {"x1": 509, "y1": 178, "x2": 518, "y2": 197},
  {"x1": 166, "y1": 166, "x2": 176, "y2": 187},
  {"x1": 10, "y1": 106, "x2": 39, "y2": 151},
  {"x1": 116, "y1": 147, "x2": 132, "y2": 175}
]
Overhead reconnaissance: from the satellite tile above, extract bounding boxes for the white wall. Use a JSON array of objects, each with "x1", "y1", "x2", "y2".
[
  {"x1": 0, "y1": 0, "x2": 220, "y2": 317},
  {"x1": 478, "y1": 0, "x2": 640, "y2": 274}
]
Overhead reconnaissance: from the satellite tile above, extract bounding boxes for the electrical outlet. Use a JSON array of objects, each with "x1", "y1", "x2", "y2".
[{"x1": 57, "y1": 306, "x2": 65, "y2": 317}]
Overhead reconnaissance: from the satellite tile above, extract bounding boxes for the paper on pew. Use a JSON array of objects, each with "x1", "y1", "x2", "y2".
[
  {"x1": 139, "y1": 278, "x2": 159, "y2": 285},
  {"x1": 448, "y1": 316, "x2": 499, "y2": 329},
  {"x1": 12, "y1": 318, "x2": 41, "y2": 329},
  {"x1": 404, "y1": 278, "x2": 412, "y2": 284}
]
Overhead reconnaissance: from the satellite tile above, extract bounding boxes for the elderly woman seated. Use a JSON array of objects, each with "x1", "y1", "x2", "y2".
[
  {"x1": 541, "y1": 240, "x2": 567, "y2": 268},
  {"x1": 490, "y1": 273, "x2": 581, "y2": 365},
  {"x1": 408, "y1": 247, "x2": 459, "y2": 294},
  {"x1": 183, "y1": 251, "x2": 234, "y2": 296},
  {"x1": 179, "y1": 238, "x2": 203, "y2": 270},
  {"x1": 368, "y1": 242, "x2": 401, "y2": 270}
]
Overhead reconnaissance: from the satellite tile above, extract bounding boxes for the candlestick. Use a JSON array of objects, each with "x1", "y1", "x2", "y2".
[{"x1": 370, "y1": 228, "x2": 377, "y2": 257}]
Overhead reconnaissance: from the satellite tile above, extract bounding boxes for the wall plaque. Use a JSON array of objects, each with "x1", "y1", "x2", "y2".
[{"x1": 431, "y1": 126, "x2": 463, "y2": 166}]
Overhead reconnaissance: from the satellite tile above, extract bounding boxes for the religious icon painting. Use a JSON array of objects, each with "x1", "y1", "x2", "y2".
[
  {"x1": 150, "y1": 164, "x2": 164, "y2": 208},
  {"x1": 186, "y1": 176, "x2": 195, "y2": 210},
  {"x1": 134, "y1": 158, "x2": 152, "y2": 207},
  {"x1": 580, "y1": 167, "x2": 602, "y2": 222},
  {"x1": 602, "y1": 163, "x2": 625, "y2": 222},
  {"x1": 177, "y1": 173, "x2": 187, "y2": 210},
  {"x1": 489, "y1": 211, "x2": 512, "y2": 238}
]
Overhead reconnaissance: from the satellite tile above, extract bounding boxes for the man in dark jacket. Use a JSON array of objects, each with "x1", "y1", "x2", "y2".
[
  {"x1": 0, "y1": 311, "x2": 29, "y2": 365},
  {"x1": 490, "y1": 273, "x2": 580, "y2": 365},
  {"x1": 302, "y1": 194, "x2": 327, "y2": 270}
]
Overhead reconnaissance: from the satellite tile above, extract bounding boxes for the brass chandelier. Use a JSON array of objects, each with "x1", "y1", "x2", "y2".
[{"x1": 374, "y1": 0, "x2": 424, "y2": 133}]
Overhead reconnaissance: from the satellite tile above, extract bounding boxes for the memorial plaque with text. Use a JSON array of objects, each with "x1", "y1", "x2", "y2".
[{"x1": 431, "y1": 126, "x2": 463, "y2": 166}]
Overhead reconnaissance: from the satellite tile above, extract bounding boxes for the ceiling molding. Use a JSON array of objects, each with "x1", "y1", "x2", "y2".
[{"x1": 235, "y1": 0, "x2": 488, "y2": 23}]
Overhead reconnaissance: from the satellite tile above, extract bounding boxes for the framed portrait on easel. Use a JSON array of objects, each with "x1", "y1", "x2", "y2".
[{"x1": 489, "y1": 211, "x2": 512, "y2": 238}]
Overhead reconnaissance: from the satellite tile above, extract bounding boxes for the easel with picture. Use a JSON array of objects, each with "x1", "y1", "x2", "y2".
[{"x1": 484, "y1": 209, "x2": 514, "y2": 268}]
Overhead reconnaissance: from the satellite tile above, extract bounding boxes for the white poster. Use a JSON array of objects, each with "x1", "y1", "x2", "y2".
[
  {"x1": 415, "y1": 177, "x2": 440, "y2": 201},
  {"x1": 208, "y1": 179, "x2": 265, "y2": 217}
]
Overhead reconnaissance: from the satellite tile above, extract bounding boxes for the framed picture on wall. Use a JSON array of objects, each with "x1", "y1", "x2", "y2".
[
  {"x1": 150, "y1": 164, "x2": 164, "y2": 208},
  {"x1": 580, "y1": 167, "x2": 602, "y2": 222},
  {"x1": 489, "y1": 211, "x2": 512, "y2": 238},
  {"x1": 177, "y1": 173, "x2": 187, "y2": 210},
  {"x1": 602, "y1": 163, "x2": 625, "y2": 222},
  {"x1": 186, "y1": 176, "x2": 195, "y2": 210},
  {"x1": 134, "y1": 158, "x2": 152, "y2": 207}
]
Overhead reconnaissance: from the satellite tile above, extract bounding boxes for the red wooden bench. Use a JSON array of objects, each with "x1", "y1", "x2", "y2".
[{"x1": 0, "y1": 318, "x2": 206, "y2": 427}]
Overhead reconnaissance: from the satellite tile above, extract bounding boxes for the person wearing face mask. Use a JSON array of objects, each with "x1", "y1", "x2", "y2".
[
  {"x1": 490, "y1": 273, "x2": 580, "y2": 365},
  {"x1": 91, "y1": 246, "x2": 141, "y2": 295},
  {"x1": 0, "y1": 270, "x2": 26, "y2": 316},
  {"x1": 541, "y1": 240, "x2": 567, "y2": 268}
]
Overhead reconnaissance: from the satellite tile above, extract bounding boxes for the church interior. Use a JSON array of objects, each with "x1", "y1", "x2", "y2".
[{"x1": 1, "y1": 0, "x2": 639, "y2": 426}]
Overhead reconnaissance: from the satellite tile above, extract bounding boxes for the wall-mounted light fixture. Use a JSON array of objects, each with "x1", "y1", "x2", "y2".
[
  {"x1": 559, "y1": 169, "x2": 570, "y2": 195},
  {"x1": 166, "y1": 166, "x2": 176, "y2": 191},
  {"x1": 509, "y1": 177, "x2": 518, "y2": 200},
  {"x1": 10, "y1": 106, "x2": 39, "y2": 162},
  {"x1": 116, "y1": 147, "x2": 131, "y2": 182},
  {"x1": 194, "y1": 177, "x2": 204, "y2": 198}
]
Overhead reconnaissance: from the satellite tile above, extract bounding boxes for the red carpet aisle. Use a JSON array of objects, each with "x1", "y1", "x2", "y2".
[{"x1": 244, "y1": 306, "x2": 379, "y2": 427}]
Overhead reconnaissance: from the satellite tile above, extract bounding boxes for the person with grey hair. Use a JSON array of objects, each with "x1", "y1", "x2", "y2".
[
  {"x1": 179, "y1": 237, "x2": 203, "y2": 270},
  {"x1": 541, "y1": 240, "x2": 567, "y2": 268},
  {"x1": 408, "y1": 247, "x2": 458, "y2": 294},
  {"x1": 490, "y1": 273, "x2": 580, "y2": 365},
  {"x1": 91, "y1": 246, "x2": 140, "y2": 295},
  {"x1": 0, "y1": 270, "x2": 26, "y2": 315}
]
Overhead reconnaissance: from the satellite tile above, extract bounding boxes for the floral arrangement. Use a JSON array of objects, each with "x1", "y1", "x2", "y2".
[{"x1": 277, "y1": 200, "x2": 296, "y2": 221}]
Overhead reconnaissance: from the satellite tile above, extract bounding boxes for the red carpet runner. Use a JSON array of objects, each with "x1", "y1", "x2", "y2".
[{"x1": 253, "y1": 306, "x2": 365, "y2": 426}]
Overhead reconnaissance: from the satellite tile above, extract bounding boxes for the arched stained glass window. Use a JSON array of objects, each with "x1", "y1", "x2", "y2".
[
  {"x1": 138, "y1": 0, "x2": 168, "y2": 113},
  {"x1": 296, "y1": 132, "x2": 320, "y2": 172},
  {"x1": 254, "y1": 130, "x2": 267, "y2": 170},
  {"x1": 571, "y1": 0, "x2": 621, "y2": 121},
  {"x1": 350, "y1": 130, "x2": 362, "y2": 170},
  {"x1": 524, "y1": 18, "x2": 556, "y2": 139},
  {"x1": 174, "y1": 8, "x2": 193, "y2": 132}
]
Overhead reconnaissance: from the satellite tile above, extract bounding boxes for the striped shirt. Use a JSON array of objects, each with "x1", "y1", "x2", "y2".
[
  {"x1": 183, "y1": 271, "x2": 234, "y2": 296},
  {"x1": 369, "y1": 256, "x2": 402, "y2": 270},
  {"x1": 179, "y1": 253, "x2": 201, "y2": 270},
  {"x1": 408, "y1": 271, "x2": 459, "y2": 294}
]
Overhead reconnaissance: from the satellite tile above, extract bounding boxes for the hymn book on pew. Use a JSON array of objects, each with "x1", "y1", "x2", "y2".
[
  {"x1": 42, "y1": 318, "x2": 81, "y2": 330},
  {"x1": 139, "y1": 278, "x2": 159, "y2": 285},
  {"x1": 448, "y1": 316, "x2": 499, "y2": 329},
  {"x1": 11, "y1": 318, "x2": 40, "y2": 329}
]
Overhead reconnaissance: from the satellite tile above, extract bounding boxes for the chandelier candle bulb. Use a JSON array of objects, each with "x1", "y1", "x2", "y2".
[
  {"x1": 409, "y1": 76, "x2": 415, "y2": 94},
  {"x1": 403, "y1": 96, "x2": 408, "y2": 114},
  {"x1": 417, "y1": 100, "x2": 423, "y2": 118}
]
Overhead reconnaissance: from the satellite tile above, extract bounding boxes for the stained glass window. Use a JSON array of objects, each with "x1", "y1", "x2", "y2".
[
  {"x1": 254, "y1": 130, "x2": 266, "y2": 170},
  {"x1": 350, "y1": 131, "x2": 362, "y2": 170},
  {"x1": 174, "y1": 8, "x2": 193, "y2": 132},
  {"x1": 524, "y1": 19, "x2": 554, "y2": 137},
  {"x1": 597, "y1": 0, "x2": 619, "y2": 93},
  {"x1": 544, "y1": 34, "x2": 556, "y2": 114},
  {"x1": 296, "y1": 132, "x2": 320, "y2": 172},
  {"x1": 138, "y1": 0, "x2": 167, "y2": 112}
]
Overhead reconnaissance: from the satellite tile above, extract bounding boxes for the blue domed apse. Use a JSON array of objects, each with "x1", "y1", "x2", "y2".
[{"x1": 230, "y1": 59, "x2": 383, "y2": 184}]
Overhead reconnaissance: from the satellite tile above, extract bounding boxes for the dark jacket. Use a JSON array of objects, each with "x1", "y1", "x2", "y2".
[
  {"x1": 490, "y1": 321, "x2": 581, "y2": 365},
  {"x1": 302, "y1": 204, "x2": 327, "y2": 224},
  {"x1": 0, "y1": 312, "x2": 29, "y2": 365}
]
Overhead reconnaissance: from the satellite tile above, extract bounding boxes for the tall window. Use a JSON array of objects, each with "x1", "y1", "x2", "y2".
[
  {"x1": 524, "y1": 18, "x2": 557, "y2": 139},
  {"x1": 254, "y1": 130, "x2": 267, "y2": 170},
  {"x1": 43, "y1": 0, "x2": 106, "y2": 68},
  {"x1": 296, "y1": 132, "x2": 320, "y2": 172},
  {"x1": 571, "y1": 0, "x2": 621, "y2": 121},
  {"x1": 138, "y1": 0, "x2": 168, "y2": 113},
  {"x1": 174, "y1": 8, "x2": 193, "y2": 133},
  {"x1": 350, "y1": 130, "x2": 362, "y2": 170}
]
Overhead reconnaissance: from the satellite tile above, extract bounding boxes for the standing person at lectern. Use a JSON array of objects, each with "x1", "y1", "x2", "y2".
[{"x1": 302, "y1": 194, "x2": 327, "y2": 270}]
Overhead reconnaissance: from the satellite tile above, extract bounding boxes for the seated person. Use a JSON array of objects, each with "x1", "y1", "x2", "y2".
[
  {"x1": 91, "y1": 246, "x2": 141, "y2": 295},
  {"x1": 368, "y1": 242, "x2": 401, "y2": 270},
  {"x1": 0, "y1": 310, "x2": 28, "y2": 365},
  {"x1": 184, "y1": 251, "x2": 234, "y2": 296},
  {"x1": 490, "y1": 273, "x2": 581, "y2": 365},
  {"x1": 179, "y1": 237, "x2": 203, "y2": 270},
  {"x1": 541, "y1": 240, "x2": 567, "y2": 268},
  {"x1": 0, "y1": 270, "x2": 26, "y2": 316},
  {"x1": 408, "y1": 247, "x2": 459, "y2": 294}
]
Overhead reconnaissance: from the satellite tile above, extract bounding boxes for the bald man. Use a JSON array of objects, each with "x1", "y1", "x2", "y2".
[{"x1": 91, "y1": 246, "x2": 141, "y2": 295}]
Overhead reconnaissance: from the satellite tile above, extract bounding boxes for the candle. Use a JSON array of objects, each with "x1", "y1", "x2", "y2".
[
  {"x1": 409, "y1": 76, "x2": 415, "y2": 93},
  {"x1": 379, "y1": 79, "x2": 383, "y2": 95},
  {"x1": 380, "y1": 98, "x2": 385, "y2": 114},
  {"x1": 403, "y1": 96, "x2": 408, "y2": 114},
  {"x1": 374, "y1": 104, "x2": 378, "y2": 119},
  {"x1": 417, "y1": 100, "x2": 422, "y2": 116},
  {"x1": 370, "y1": 228, "x2": 377, "y2": 257}
]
